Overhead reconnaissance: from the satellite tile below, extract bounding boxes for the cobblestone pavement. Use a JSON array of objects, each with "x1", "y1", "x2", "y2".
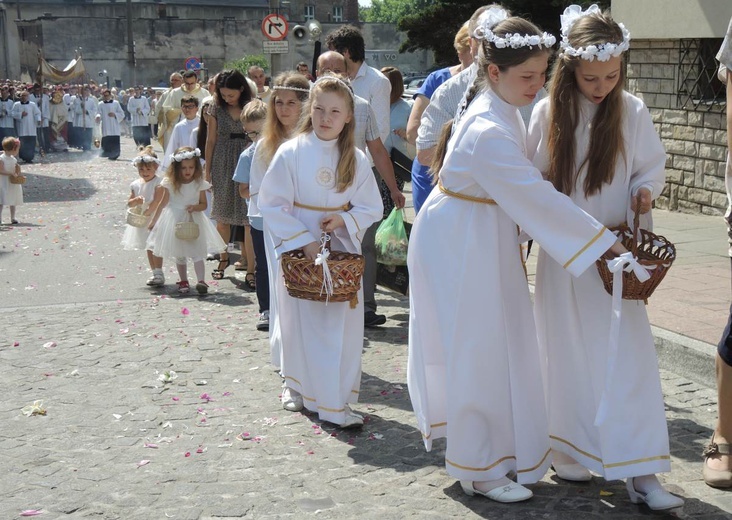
[{"x1": 1, "y1": 141, "x2": 731, "y2": 519}]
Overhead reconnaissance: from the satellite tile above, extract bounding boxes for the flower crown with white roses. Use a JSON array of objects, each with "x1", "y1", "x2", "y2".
[
  {"x1": 131, "y1": 155, "x2": 160, "y2": 166},
  {"x1": 559, "y1": 4, "x2": 630, "y2": 62},
  {"x1": 171, "y1": 148, "x2": 201, "y2": 162},
  {"x1": 473, "y1": 7, "x2": 556, "y2": 50}
]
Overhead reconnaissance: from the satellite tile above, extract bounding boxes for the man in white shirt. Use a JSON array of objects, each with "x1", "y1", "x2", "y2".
[
  {"x1": 247, "y1": 66, "x2": 271, "y2": 104},
  {"x1": 95, "y1": 89, "x2": 125, "y2": 160},
  {"x1": 156, "y1": 72, "x2": 183, "y2": 149},
  {"x1": 30, "y1": 83, "x2": 51, "y2": 154},
  {"x1": 127, "y1": 86, "x2": 151, "y2": 146},
  {"x1": 0, "y1": 84, "x2": 17, "y2": 139},
  {"x1": 73, "y1": 86, "x2": 98, "y2": 151},
  {"x1": 12, "y1": 90, "x2": 41, "y2": 163},
  {"x1": 322, "y1": 30, "x2": 397, "y2": 328}
]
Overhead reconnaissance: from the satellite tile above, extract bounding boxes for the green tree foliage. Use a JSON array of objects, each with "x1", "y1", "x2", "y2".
[
  {"x1": 361, "y1": 0, "x2": 431, "y2": 24},
  {"x1": 224, "y1": 55, "x2": 269, "y2": 76},
  {"x1": 398, "y1": 0, "x2": 610, "y2": 66}
]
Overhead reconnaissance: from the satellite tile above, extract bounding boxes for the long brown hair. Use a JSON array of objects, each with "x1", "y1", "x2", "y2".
[
  {"x1": 547, "y1": 10, "x2": 626, "y2": 197},
  {"x1": 259, "y1": 72, "x2": 310, "y2": 166},
  {"x1": 297, "y1": 76, "x2": 357, "y2": 193}
]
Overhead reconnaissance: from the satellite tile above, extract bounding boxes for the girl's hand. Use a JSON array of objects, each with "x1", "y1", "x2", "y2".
[
  {"x1": 131, "y1": 196, "x2": 143, "y2": 207},
  {"x1": 393, "y1": 128, "x2": 407, "y2": 140},
  {"x1": 185, "y1": 205, "x2": 196, "y2": 213},
  {"x1": 302, "y1": 241, "x2": 320, "y2": 261},
  {"x1": 321, "y1": 214, "x2": 345, "y2": 233},
  {"x1": 602, "y1": 239, "x2": 628, "y2": 259},
  {"x1": 631, "y1": 187, "x2": 652, "y2": 214},
  {"x1": 14, "y1": 164, "x2": 21, "y2": 175}
]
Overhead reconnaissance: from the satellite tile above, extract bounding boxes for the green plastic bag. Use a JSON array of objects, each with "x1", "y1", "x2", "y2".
[{"x1": 375, "y1": 208, "x2": 409, "y2": 266}]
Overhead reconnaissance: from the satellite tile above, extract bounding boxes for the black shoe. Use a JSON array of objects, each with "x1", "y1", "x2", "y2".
[{"x1": 364, "y1": 311, "x2": 386, "y2": 328}]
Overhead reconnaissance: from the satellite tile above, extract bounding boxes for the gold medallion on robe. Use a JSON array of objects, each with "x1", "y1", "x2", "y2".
[{"x1": 316, "y1": 167, "x2": 334, "y2": 187}]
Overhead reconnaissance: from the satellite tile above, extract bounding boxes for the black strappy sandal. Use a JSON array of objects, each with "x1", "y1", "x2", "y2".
[{"x1": 212, "y1": 255, "x2": 229, "y2": 280}]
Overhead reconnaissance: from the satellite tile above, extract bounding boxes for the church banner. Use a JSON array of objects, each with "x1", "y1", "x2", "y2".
[{"x1": 37, "y1": 56, "x2": 86, "y2": 83}]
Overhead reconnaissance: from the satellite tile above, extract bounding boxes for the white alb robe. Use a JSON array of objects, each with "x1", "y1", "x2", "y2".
[
  {"x1": 127, "y1": 96, "x2": 150, "y2": 127},
  {"x1": 1, "y1": 97, "x2": 16, "y2": 129},
  {"x1": 526, "y1": 92, "x2": 670, "y2": 480},
  {"x1": 73, "y1": 97, "x2": 98, "y2": 128},
  {"x1": 407, "y1": 87, "x2": 618, "y2": 484},
  {"x1": 29, "y1": 93, "x2": 50, "y2": 127},
  {"x1": 96, "y1": 100, "x2": 125, "y2": 137},
  {"x1": 258, "y1": 131, "x2": 383, "y2": 425},
  {"x1": 12, "y1": 101, "x2": 41, "y2": 137}
]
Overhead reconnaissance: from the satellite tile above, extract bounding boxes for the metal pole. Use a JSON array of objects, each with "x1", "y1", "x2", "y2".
[{"x1": 126, "y1": 0, "x2": 134, "y2": 86}]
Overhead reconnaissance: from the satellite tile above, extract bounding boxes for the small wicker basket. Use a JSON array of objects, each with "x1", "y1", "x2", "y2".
[
  {"x1": 281, "y1": 247, "x2": 365, "y2": 308},
  {"x1": 126, "y1": 206, "x2": 149, "y2": 228},
  {"x1": 175, "y1": 214, "x2": 200, "y2": 241},
  {"x1": 596, "y1": 202, "x2": 676, "y2": 301},
  {"x1": 9, "y1": 175, "x2": 26, "y2": 185}
]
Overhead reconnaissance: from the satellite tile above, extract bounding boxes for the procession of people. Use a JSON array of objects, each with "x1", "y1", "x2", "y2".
[{"x1": 3, "y1": 4, "x2": 732, "y2": 514}]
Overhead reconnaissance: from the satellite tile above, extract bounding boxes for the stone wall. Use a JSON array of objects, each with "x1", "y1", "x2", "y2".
[{"x1": 627, "y1": 39, "x2": 728, "y2": 216}]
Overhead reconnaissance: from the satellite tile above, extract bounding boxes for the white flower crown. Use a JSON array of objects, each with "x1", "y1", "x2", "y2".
[
  {"x1": 559, "y1": 4, "x2": 631, "y2": 62},
  {"x1": 312, "y1": 75, "x2": 354, "y2": 98},
  {"x1": 131, "y1": 155, "x2": 160, "y2": 166},
  {"x1": 474, "y1": 7, "x2": 556, "y2": 50},
  {"x1": 272, "y1": 85, "x2": 311, "y2": 94},
  {"x1": 171, "y1": 148, "x2": 201, "y2": 162}
]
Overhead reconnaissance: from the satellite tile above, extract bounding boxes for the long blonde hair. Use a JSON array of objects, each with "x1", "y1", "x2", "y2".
[
  {"x1": 547, "y1": 9, "x2": 626, "y2": 197},
  {"x1": 297, "y1": 76, "x2": 357, "y2": 193},
  {"x1": 259, "y1": 72, "x2": 310, "y2": 166},
  {"x1": 165, "y1": 146, "x2": 203, "y2": 193}
]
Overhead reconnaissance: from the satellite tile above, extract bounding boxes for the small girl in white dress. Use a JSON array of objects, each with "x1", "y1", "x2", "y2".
[
  {"x1": 121, "y1": 146, "x2": 165, "y2": 286},
  {"x1": 0, "y1": 136, "x2": 23, "y2": 225},
  {"x1": 146, "y1": 147, "x2": 226, "y2": 294}
]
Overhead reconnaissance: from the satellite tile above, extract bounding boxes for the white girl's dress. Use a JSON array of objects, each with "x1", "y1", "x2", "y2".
[
  {"x1": 146, "y1": 178, "x2": 226, "y2": 260},
  {"x1": 258, "y1": 131, "x2": 383, "y2": 426},
  {"x1": 121, "y1": 175, "x2": 162, "y2": 250},
  {"x1": 407, "y1": 88, "x2": 618, "y2": 484},
  {"x1": 527, "y1": 92, "x2": 670, "y2": 480},
  {"x1": 0, "y1": 153, "x2": 23, "y2": 205}
]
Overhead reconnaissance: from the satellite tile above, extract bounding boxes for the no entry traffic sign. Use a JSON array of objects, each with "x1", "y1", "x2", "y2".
[{"x1": 262, "y1": 13, "x2": 288, "y2": 41}]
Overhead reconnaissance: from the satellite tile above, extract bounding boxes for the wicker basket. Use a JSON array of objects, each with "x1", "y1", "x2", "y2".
[
  {"x1": 596, "y1": 204, "x2": 676, "y2": 301},
  {"x1": 281, "y1": 248, "x2": 365, "y2": 308},
  {"x1": 175, "y1": 214, "x2": 200, "y2": 240},
  {"x1": 126, "y1": 206, "x2": 149, "y2": 228},
  {"x1": 9, "y1": 175, "x2": 26, "y2": 185}
]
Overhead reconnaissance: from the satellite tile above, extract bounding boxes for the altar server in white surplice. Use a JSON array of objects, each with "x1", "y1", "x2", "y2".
[
  {"x1": 96, "y1": 88, "x2": 125, "y2": 160},
  {"x1": 526, "y1": 6, "x2": 683, "y2": 512},
  {"x1": 407, "y1": 10, "x2": 624, "y2": 504},
  {"x1": 259, "y1": 75, "x2": 382, "y2": 429}
]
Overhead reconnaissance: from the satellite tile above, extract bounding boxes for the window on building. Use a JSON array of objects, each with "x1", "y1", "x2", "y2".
[
  {"x1": 333, "y1": 6, "x2": 343, "y2": 22},
  {"x1": 678, "y1": 38, "x2": 726, "y2": 112},
  {"x1": 304, "y1": 5, "x2": 315, "y2": 21}
]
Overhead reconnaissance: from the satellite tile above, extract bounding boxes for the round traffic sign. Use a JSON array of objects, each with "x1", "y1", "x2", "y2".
[
  {"x1": 185, "y1": 56, "x2": 201, "y2": 70},
  {"x1": 262, "y1": 13, "x2": 289, "y2": 41}
]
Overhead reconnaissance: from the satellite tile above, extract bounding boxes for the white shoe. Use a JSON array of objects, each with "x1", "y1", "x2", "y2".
[
  {"x1": 281, "y1": 387, "x2": 303, "y2": 412},
  {"x1": 146, "y1": 273, "x2": 165, "y2": 286},
  {"x1": 553, "y1": 463, "x2": 592, "y2": 482},
  {"x1": 460, "y1": 480, "x2": 532, "y2": 503},
  {"x1": 626, "y1": 478, "x2": 684, "y2": 511},
  {"x1": 339, "y1": 406, "x2": 364, "y2": 428}
]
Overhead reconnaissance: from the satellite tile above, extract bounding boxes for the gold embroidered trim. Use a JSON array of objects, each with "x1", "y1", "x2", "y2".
[
  {"x1": 344, "y1": 211, "x2": 361, "y2": 232},
  {"x1": 563, "y1": 227, "x2": 608, "y2": 269},
  {"x1": 294, "y1": 201, "x2": 351, "y2": 212},
  {"x1": 551, "y1": 435, "x2": 670, "y2": 468},
  {"x1": 273, "y1": 229, "x2": 310, "y2": 250},
  {"x1": 439, "y1": 182, "x2": 497, "y2": 205},
  {"x1": 446, "y1": 455, "x2": 516, "y2": 472},
  {"x1": 517, "y1": 448, "x2": 551, "y2": 473}
]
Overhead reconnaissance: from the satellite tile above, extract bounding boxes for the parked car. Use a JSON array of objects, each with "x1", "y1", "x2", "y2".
[{"x1": 403, "y1": 75, "x2": 428, "y2": 100}]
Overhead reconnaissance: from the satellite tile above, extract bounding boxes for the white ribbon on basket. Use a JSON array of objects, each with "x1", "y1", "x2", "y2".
[
  {"x1": 315, "y1": 232, "x2": 334, "y2": 304},
  {"x1": 594, "y1": 252, "x2": 652, "y2": 426}
]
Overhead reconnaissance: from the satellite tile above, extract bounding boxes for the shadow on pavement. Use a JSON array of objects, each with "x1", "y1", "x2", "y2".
[{"x1": 22, "y1": 173, "x2": 97, "y2": 203}]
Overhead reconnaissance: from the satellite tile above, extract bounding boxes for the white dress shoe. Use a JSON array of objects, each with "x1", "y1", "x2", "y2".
[
  {"x1": 553, "y1": 463, "x2": 592, "y2": 482},
  {"x1": 460, "y1": 480, "x2": 533, "y2": 503},
  {"x1": 339, "y1": 406, "x2": 364, "y2": 428},
  {"x1": 626, "y1": 478, "x2": 684, "y2": 511},
  {"x1": 281, "y1": 387, "x2": 303, "y2": 412}
]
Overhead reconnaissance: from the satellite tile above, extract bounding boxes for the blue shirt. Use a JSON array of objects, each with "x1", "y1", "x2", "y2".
[
  {"x1": 232, "y1": 143, "x2": 262, "y2": 230},
  {"x1": 414, "y1": 67, "x2": 452, "y2": 101}
]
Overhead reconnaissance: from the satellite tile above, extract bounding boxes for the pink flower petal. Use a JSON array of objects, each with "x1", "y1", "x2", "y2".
[
  {"x1": 143, "y1": 443, "x2": 158, "y2": 449},
  {"x1": 171, "y1": 397, "x2": 179, "y2": 402},
  {"x1": 184, "y1": 452, "x2": 191, "y2": 457},
  {"x1": 181, "y1": 308, "x2": 190, "y2": 316},
  {"x1": 13, "y1": 342, "x2": 19, "y2": 347},
  {"x1": 137, "y1": 460, "x2": 150, "y2": 467},
  {"x1": 20, "y1": 511, "x2": 43, "y2": 517},
  {"x1": 42, "y1": 341, "x2": 56, "y2": 348}
]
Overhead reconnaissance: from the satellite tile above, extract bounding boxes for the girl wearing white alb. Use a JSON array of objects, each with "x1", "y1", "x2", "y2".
[{"x1": 527, "y1": 5, "x2": 683, "y2": 511}]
